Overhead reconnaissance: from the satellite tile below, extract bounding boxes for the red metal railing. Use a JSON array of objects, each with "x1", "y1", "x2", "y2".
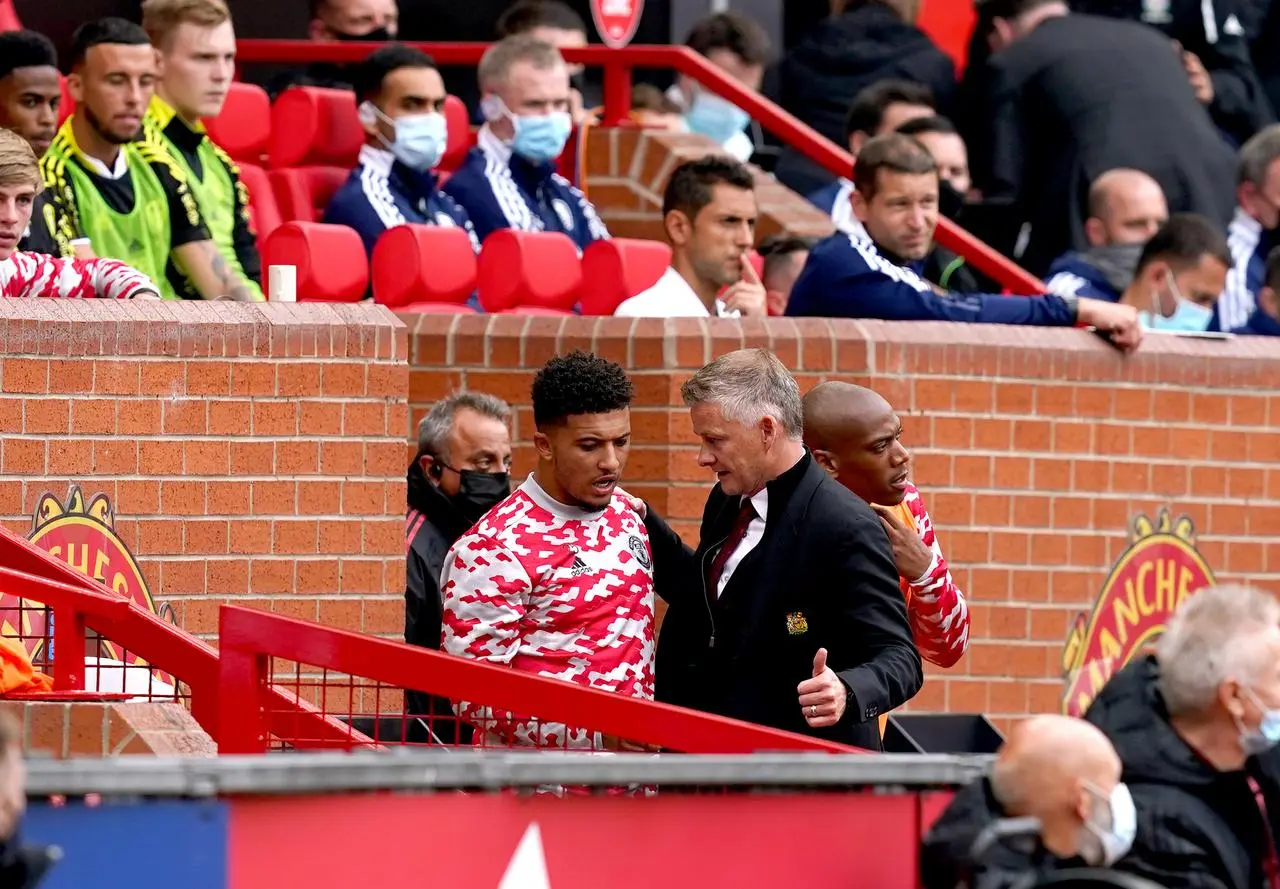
[
  {"x1": 218, "y1": 604, "x2": 859, "y2": 756},
  {"x1": 235, "y1": 40, "x2": 1044, "y2": 295}
]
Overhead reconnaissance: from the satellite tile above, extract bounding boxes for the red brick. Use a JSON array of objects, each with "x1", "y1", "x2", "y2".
[
  {"x1": 251, "y1": 481, "x2": 297, "y2": 515},
  {"x1": 3, "y1": 358, "x2": 48, "y2": 393},
  {"x1": 162, "y1": 399, "x2": 207, "y2": 435},
  {"x1": 300, "y1": 401, "x2": 343, "y2": 436},
  {"x1": 252, "y1": 401, "x2": 298, "y2": 437},
  {"x1": 231, "y1": 441, "x2": 274, "y2": 475},
  {"x1": 118, "y1": 399, "x2": 162, "y2": 435},
  {"x1": 209, "y1": 400, "x2": 252, "y2": 435},
  {"x1": 24, "y1": 398, "x2": 68, "y2": 434},
  {"x1": 160, "y1": 480, "x2": 207, "y2": 516},
  {"x1": 277, "y1": 363, "x2": 323, "y2": 397},
  {"x1": 140, "y1": 440, "x2": 184, "y2": 475}
]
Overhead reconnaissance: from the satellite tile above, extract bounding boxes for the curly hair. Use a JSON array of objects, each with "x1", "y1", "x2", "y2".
[{"x1": 532, "y1": 351, "x2": 634, "y2": 428}]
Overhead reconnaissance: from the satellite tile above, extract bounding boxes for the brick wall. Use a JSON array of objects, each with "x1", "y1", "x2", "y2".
[
  {"x1": 583, "y1": 128, "x2": 835, "y2": 242},
  {"x1": 0, "y1": 300, "x2": 407, "y2": 658},
  {"x1": 0, "y1": 701, "x2": 215, "y2": 757},
  {"x1": 402, "y1": 313, "x2": 1280, "y2": 726}
]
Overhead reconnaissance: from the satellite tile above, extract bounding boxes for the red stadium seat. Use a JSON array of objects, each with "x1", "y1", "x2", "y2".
[
  {"x1": 205, "y1": 82, "x2": 271, "y2": 165},
  {"x1": 238, "y1": 163, "x2": 282, "y2": 246},
  {"x1": 440, "y1": 94, "x2": 472, "y2": 174},
  {"x1": 477, "y1": 230, "x2": 582, "y2": 313},
  {"x1": 267, "y1": 87, "x2": 362, "y2": 224},
  {"x1": 261, "y1": 222, "x2": 368, "y2": 302},
  {"x1": 269, "y1": 167, "x2": 348, "y2": 224},
  {"x1": 371, "y1": 224, "x2": 477, "y2": 313},
  {"x1": 57, "y1": 75, "x2": 73, "y2": 129},
  {"x1": 0, "y1": 0, "x2": 21, "y2": 31},
  {"x1": 579, "y1": 238, "x2": 671, "y2": 315}
]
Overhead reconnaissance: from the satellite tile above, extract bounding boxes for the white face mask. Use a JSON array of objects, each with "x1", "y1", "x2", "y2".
[{"x1": 1080, "y1": 782, "x2": 1136, "y2": 866}]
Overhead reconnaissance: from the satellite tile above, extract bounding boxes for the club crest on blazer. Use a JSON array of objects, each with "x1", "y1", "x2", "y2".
[{"x1": 786, "y1": 612, "x2": 809, "y2": 635}]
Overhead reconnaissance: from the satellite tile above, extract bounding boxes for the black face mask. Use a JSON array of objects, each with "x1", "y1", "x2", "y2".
[
  {"x1": 938, "y1": 178, "x2": 965, "y2": 222},
  {"x1": 569, "y1": 72, "x2": 586, "y2": 95},
  {"x1": 448, "y1": 469, "x2": 511, "y2": 524},
  {"x1": 331, "y1": 26, "x2": 392, "y2": 42}
]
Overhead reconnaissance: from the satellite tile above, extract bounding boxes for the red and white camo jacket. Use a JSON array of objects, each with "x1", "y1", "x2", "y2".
[
  {"x1": 1, "y1": 251, "x2": 156, "y2": 299},
  {"x1": 440, "y1": 475, "x2": 655, "y2": 750},
  {"x1": 892, "y1": 481, "x2": 971, "y2": 668}
]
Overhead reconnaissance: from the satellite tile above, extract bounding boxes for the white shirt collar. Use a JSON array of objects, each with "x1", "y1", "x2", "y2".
[
  {"x1": 477, "y1": 124, "x2": 513, "y2": 165},
  {"x1": 745, "y1": 487, "x2": 769, "y2": 522},
  {"x1": 80, "y1": 147, "x2": 130, "y2": 180},
  {"x1": 831, "y1": 178, "x2": 868, "y2": 239},
  {"x1": 1232, "y1": 204, "x2": 1263, "y2": 239},
  {"x1": 521, "y1": 473, "x2": 610, "y2": 520}
]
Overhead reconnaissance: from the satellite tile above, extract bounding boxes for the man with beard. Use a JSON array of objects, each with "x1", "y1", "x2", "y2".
[
  {"x1": 404, "y1": 392, "x2": 512, "y2": 745},
  {"x1": 39, "y1": 18, "x2": 252, "y2": 301},
  {"x1": 1045, "y1": 169, "x2": 1170, "y2": 303},
  {"x1": 614, "y1": 156, "x2": 767, "y2": 318}
]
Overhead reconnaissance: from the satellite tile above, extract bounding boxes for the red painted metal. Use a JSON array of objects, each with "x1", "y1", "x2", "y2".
[
  {"x1": 218, "y1": 604, "x2": 861, "y2": 755},
  {"x1": 235, "y1": 40, "x2": 1045, "y2": 294}
]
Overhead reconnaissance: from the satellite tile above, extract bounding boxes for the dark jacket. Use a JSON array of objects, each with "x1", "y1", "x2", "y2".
[
  {"x1": 1044, "y1": 251, "x2": 1128, "y2": 303},
  {"x1": 0, "y1": 836, "x2": 59, "y2": 889},
  {"x1": 973, "y1": 14, "x2": 1236, "y2": 277},
  {"x1": 643, "y1": 452, "x2": 922, "y2": 751},
  {"x1": 772, "y1": 2, "x2": 956, "y2": 196},
  {"x1": 1232, "y1": 307, "x2": 1280, "y2": 336},
  {"x1": 404, "y1": 460, "x2": 475, "y2": 744},
  {"x1": 1084, "y1": 655, "x2": 1280, "y2": 889}
]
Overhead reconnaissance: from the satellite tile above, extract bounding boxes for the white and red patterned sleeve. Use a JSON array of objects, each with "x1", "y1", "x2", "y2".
[
  {"x1": 902, "y1": 483, "x2": 971, "y2": 668},
  {"x1": 439, "y1": 532, "x2": 546, "y2": 747},
  {"x1": 0, "y1": 252, "x2": 157, "y2": 299}
]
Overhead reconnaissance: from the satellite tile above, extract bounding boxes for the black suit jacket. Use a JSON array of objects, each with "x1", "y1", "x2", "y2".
[
  {"x1": 972, "y1": 14, "x2": 1236, "y2": 276},
  {"x1": 645, "y1": 453, "x2": 922, "y2": 751}
]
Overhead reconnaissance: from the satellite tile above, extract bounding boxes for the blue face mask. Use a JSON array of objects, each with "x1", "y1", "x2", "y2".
[
  {"x1": 1241, "y1": 687, "x2": 1280, "y2": 756},
  {"x1": 511, "y1": 111, "x2": 573, "y2": 164},
  {"x1": 1142, "y1": 271, "x2": 1214, "y2": 332},
  {"x1": 368, "y1": 104, "x2": 447, "y2": 171},
  {"x1": 685, "y1": 90, "x2": 751, "y2": 146}
]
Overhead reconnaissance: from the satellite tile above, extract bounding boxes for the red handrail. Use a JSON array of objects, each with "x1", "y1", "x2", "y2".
[
  {"x1": 235, "y1": 40, "x2": 1044, "y2": 295},
  {"x1": 218, "y1": 604, "x2": 860, "y2": 755}
]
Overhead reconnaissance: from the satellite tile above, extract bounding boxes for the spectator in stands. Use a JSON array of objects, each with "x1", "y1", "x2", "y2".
[
  {"x1": 0, "y1": 31, "x2": 73, "y2": 258},
  {"x1": 0, "y1": 31, "x2": 60, "y2": 159},
  {"x1": 1220, "y1": 124, "x2": 1280, "y2": 331},
  {"x1": 42, "y1": 19, "x2": 255, "y2": 302},
  {"x1": 405, "y1": 392, "x2": 512, "y2": 745},
  {"x1": 787, "y1": 136, "x2": 1142, "y2": 348},
  {"x1": 1044, "y1": 169, "x2": 1170, "y2": 303},
  {"x1": 142, "y1": 0, "x2": 263, "y2": 302},
  {"x1": 0, "y1": 128, "x2": 158, "y2": 298},
  {"x1": 773, "y1": 0, "x2": 956, "y2": 197},
  {"x1": 921, "y1": 715, "x2": 1131, "y2": 889},
  {"x1": 896, "y1": 115, "x2": 970, "y2": 199},
  {"x1": 323, "y1": 45, "x2": 478, "y2": 260},
  {"x1": 267, "y1": 0, "x2": 399, "y2": 97},
  {"x1": 643, "y1": 349, "x2": 922, "y2": 750},
  {"x1": 1073, "y1": 0, "x2": 1274, "y2": 147},
  {"x1": 496, "y1": 1, "x2": 594, "y2": 124},
  {"x1": 1083, "y1": 584, "x2": 1280, "y2": 889},
  {"x1": 803, "y1": 382, "x2": 970, "y2": 673},
  {"x1": 443, "y1": 36, "x2": 609, "y2": 249},
  {"x1": 614, "y1": 157, "x2": 766, "y2": 318},
  {"x1": 808, "y1": 80, "x2": 937, "y2": 237},
  {"x1": 665, "y1": 13, "x2": 771, "y2": 164},
  {"x1": 440, "y1": 352, "x2": 654, "y2": 750},
  {"x1": 758, "y1": 234, "x2": 813, "y2": 315},
  {"x1": 972, "y1": 0, "x2": 1236, "y2": 277},
  {"x1": 630, "y1": 84, "x2": 685, "y2": 131},
  {"x1": 1110, "y1": 213, "x2": 1230, "y2": 332},
  {"x1": 1233, "y1": 245, "x2": 1280, "y2": 335},
  {"x1": 849, "y1": 134, "x2": 978, "y2": 292}
]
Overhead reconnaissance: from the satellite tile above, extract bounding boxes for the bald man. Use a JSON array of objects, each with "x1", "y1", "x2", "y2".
[
  {"x1": 921, "y1": 715, "x2": 1135, "y2": 889},
  {"x1": 1044, "y1": 169, "x2": 1170, "y2": 304},
  {"x1": 803, "y1": 382, "x2": 970, "y2": 673}
]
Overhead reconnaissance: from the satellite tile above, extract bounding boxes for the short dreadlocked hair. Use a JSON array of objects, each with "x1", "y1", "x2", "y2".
[{"x1": 531, "y1": 351, "x2": 634, "y2": 429}]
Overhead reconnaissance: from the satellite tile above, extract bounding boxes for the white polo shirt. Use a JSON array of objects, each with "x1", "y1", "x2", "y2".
[{"x1": 613, "y1": 267, "x2": 740, "y2": 318}]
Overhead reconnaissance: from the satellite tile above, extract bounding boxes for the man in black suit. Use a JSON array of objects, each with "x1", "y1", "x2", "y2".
[
  {"x1": 643, "y1": 349, "x2": 922, "y2": 751},
  {"x1": 971, "y1": 0, "x2": 1236, "y2": 277}
]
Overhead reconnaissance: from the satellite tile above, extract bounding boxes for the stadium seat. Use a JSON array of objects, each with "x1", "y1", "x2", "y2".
[
  {"x1": 0, "y1": 0, "x2": 20, "y2": 31},
  {"x1": 579, "y1": 238, "x2": 671, "y2": 315},
  {"x1": 477, "y1": 230, "x2": 582, "y2": 314},
  {"x1": 57, "y1": 75, "x2": 73, "y2": 129},
  {"x1": 260, "y1": 222, "x2": 368, "y2": 302},
  {"x1": 204, "y1": 82, "x2": 271, "y2": 165},
  {"x1": 238, "y1": 163, "x2": 282, "y2": 246},
  {"x1": 371, "y1": 224, "x2": 477, "y2": 313},
  {"x1": 267, "y1": 87, "x2": 363, "y2": 224},
  {"x1": 440, "y1": 94, "x2": 472, "y2": 176}
]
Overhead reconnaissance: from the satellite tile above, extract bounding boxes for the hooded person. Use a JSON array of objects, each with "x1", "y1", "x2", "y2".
[{"x1": 404, "y1": 392, "x2": 512, "y2": 744}]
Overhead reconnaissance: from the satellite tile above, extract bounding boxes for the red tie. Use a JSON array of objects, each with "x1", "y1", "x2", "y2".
[
  {"x1": 1247, "y1": 775, "x2": 1280, "y2": 889},
  {"x1": 706, "y1": 498, "x2": 757, "y2": 600}
]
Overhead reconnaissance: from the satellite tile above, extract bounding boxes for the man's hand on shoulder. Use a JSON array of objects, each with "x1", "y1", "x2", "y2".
[{"x1": 871, "y1": 504, "x2": 932, "y2": 581}]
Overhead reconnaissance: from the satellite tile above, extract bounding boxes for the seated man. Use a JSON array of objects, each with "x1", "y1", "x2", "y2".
[
  {"x1": 1232, "y1": 245, "x2": 1280, "y2": 336},
  {"x1": 786, "y1": 134, "x2": 1142, "y2": 351},
  {"x1": 41, "y1": 19, "x2": 255, "y2": 301},
  {"x1": 0, "y1": 128, "x2": 158, "y2": 298},
  {"x1": 142, "y1": 0, "x2": 263, "y2": 301},
  {"x1": 323, "y1": 45, "x2": 478, "y2": 258},
  {"x1": 614, "y1": 157, "x2": 766, "y2": 318},
  {"x1": 847, "y1": 133, "x2": 979, "y2": 293},
  {"x1": 443, "y1": 36, "x2": 609, "y2": 249},
  {"x1": 1220, "y1": 125, "x2": 1280, "y2": 332},
  {"x1": 1045, "y1": 169, "x2": 1169, "y2": 304},
  {"x1": 803, "y1": 381, "x2": 970, "y2": 676},
  {"x1": 1113, "y1": 213, "x2": 1230, "y2": 333},
  {"x1": 922, "y1": 714, "x2": 1132, "y2": 889},
  {"x1": 0, "y1": 31, "x2": 76, "y2": 257},
  {"x1": 758, "y1": 234, "x2": 813, "y2": 316},
  {"x1": 1085, "y1": 583, "x2": 1280, "y2": 889},
  {"x1": 440, "y1": 352, "x2": 653, "y2": 749},
  {"x1": 807, "y1": 80, "x2": 936, "y2": 237}
]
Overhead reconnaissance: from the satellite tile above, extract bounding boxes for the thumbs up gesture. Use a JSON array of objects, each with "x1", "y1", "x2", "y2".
[{"x1": 797, "y1": 647, "x2": 847, "y2": 728}]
